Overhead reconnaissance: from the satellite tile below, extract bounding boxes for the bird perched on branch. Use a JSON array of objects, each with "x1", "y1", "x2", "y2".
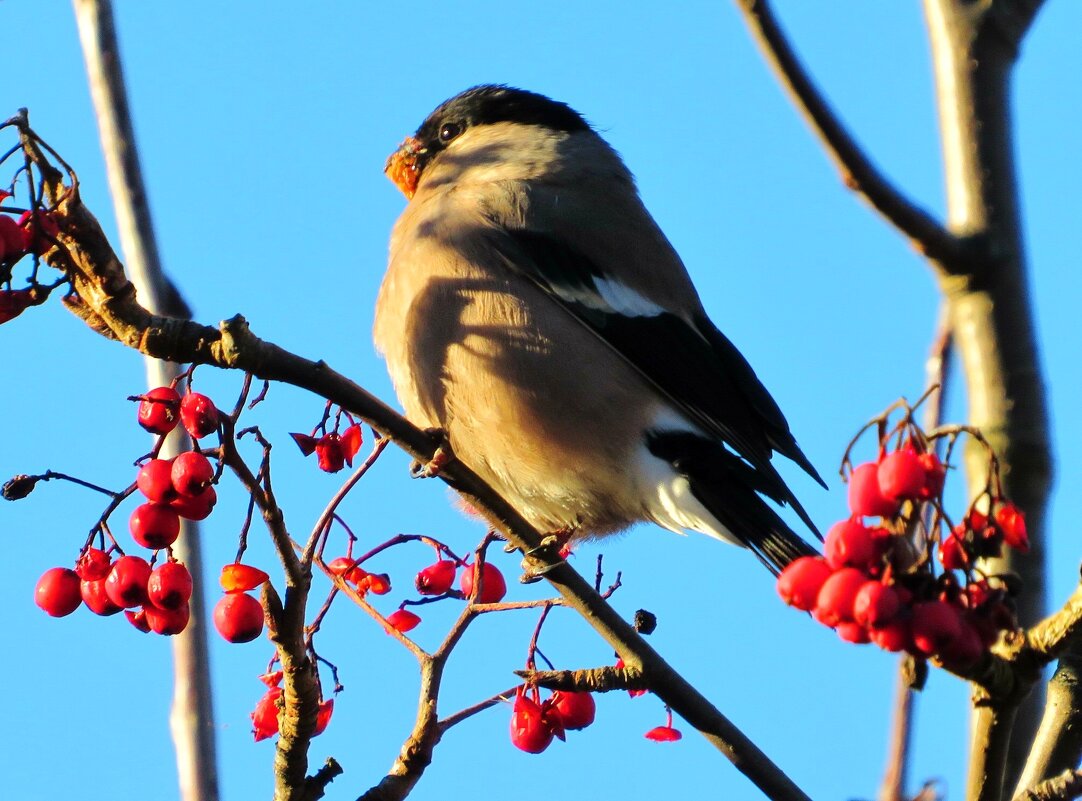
[{"x1": 375, "y1": 85, "x2": 824, "y2": 573}]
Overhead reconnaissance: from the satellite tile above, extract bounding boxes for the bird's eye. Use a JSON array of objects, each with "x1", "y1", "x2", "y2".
[{"x1": 438, "y1": 122, "x2": 463, "y2": 143}]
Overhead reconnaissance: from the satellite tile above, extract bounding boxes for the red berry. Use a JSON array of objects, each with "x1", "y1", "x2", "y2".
[
  {"x1": 813, "y1": 567, "x2": 867, "y2": 627},
  {"x1": 219, "y1": 563, "x2": 270, "y2": 592},
  {"x1": 327, "y1": 556, "x2": 356, "y2": 576},
  {"x1": 938, "y1": 530, "x2": 969, "y2": 570},
  {"x1": 853, "y1": 581, "x2": 901, "y2": 628},
  {"x1": 911, "y1": 601, "x2": 963, "y2": 656},
  {"x1": 327, "y1": 556, "x2": 369, "y2": 585},
  {"x1": 415, "y1": 560, "x2": 457, "y2": 595},
  {"x1": 34, "y1": 567, "x2": 83, "y2": 617},
  {"x1": 994, "y1": 502, "x2": 1029, "y2": 553},
  {"x1": 171, "y1": 451, "x2": 214, "y2": 498},
  {"x1": 0, "y1": 214, "x2": 27, "y2": 259},
  {"x1": 836, "y1": 621, "x2": 871, "y2": 644},
  {"x1": 81, "y1": 578, "x2": 122, "y2": 616},
  {"x1": 644, "y1": 725, "x2": 682, "y2": 742},
  {"x1": 313, "y1": 699, "x2": 334, "y2": 736},
  {"x1": 387, "y1": 609, "x2": 421, "y2": 633},
  {"x1": 314, "y1": 434, "x2": 346, "y2": 473},
  {"x1": 877, "y1": 448, "x2": 926, "y2": 501},
  {"x1": 869, "y1": 618, "x2": 912, "y2": 652},
  {"x1": 549, "y1": 691, "x2": 596, "y2": 730},
  {"x1": 148, "y1": 562, "x2": 193, "y2": 609},
  {"x1": 105, "y1": 555, "x2": 152, "y2": 608},
  {"x1": 170, "y1": 485, "x2": 217, "y2": 521},
  {"x1": 848, "y1": 462, "x2": 899, "y2": 517},
  {"x1": 179, "y1": 393, "x2": 220, "y2": 439},
  {"x1": 144, "y1": 601, "x2": 191, "y2": 635},
  {"x1": 125, "y1": 608, "x2": 152, "y2": 633},
  {"x1": 510, "y1": 688, "x2": 554, "y2": 754},
  {"x1": 919, "y1": 452, "x2": 946, "y2": 499},
  {"x1": 824, "y1": 519, "x2": 884, "y2": 570},
  {"x1": 776, "y1": 556, "x2": 832, "y2": 611},
  {"x1": 214, "y1": 592, "x2": 265, "y2": 643},
  {"x1": 460, "y1": 562, "x2": 507, "y2": 603},
  {"x1": 939, "y1": 618, "x2": 984, "y2": 669},
  {"x1": 130, "y1": 502, "x2": 181, "y2": 549},
  {"x1": 361, "y1": 572, "x2": 392, "y2": 595},
  {"x1": 18, "y1": 209, "x2": 59, "y2": 255},
  {"x1": 251, "y1": 687, "x2": 282, "y2": 741},
  {"x1": 137, "y1": 386, "x2": 181, "y2": 434},
  {"x1": 137, "y1": 459, "x2": 177, "y2": 503},
  {"x1": 75, "y1": 547, "x2": 112, "y2": 581}
]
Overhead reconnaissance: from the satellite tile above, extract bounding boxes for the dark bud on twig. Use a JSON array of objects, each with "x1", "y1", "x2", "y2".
[
  {"x1": 2, "y1": 474, "x2": 39, "y2": 500},
  {"x1": 999, "y1": 572, "x2": 1023, "y2": 598},
  {"x1": 634, "y1": 609, "x2": 657, "y2": 636}
]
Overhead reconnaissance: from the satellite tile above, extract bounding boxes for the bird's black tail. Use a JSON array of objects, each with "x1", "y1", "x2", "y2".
[{"x1": 645, "y1": 431, "x2": 819, "y2": 575}]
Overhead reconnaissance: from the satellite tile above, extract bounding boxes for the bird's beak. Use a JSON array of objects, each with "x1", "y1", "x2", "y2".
[{"x1": 385, "y1": 136, "x2": 425, "y2": 199}]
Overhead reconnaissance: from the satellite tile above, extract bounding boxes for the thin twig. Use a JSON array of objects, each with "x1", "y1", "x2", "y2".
[
  {"x1": 438, "y1": 685, "x2": 520, "y2": 732},
  {"x1": 302, "y1": 436, "x2": 390, "y2": 567}
]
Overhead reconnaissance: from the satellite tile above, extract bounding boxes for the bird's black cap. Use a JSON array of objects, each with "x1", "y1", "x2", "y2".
[{"x1": 415, "y1": 85, "x2": 592, "y2": 145}]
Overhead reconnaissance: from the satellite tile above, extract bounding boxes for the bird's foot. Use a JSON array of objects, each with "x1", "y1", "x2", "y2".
[
  {"x1": 409, "y1": 428, "x2": 454, "y2": 479},
  {"x1": 518, "y1": 528, "x2": 575, "y2": 584}
]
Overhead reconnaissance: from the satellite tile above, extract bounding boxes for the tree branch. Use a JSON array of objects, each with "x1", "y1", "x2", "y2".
[
  {"x1": 1014, "y1": 769, "x2": 1082, "y2": 801},
  {"x1": 1016, "y1": 649, "x2": 1082, "y2": 796},
  {"x1": 733, "y1": 0, "x2": 963, "y2": 267}
]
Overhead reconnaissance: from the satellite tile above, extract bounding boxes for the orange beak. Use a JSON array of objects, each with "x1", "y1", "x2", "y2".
[{"x1": 385, "y1": 136, "x2": 425, "y2": 199}]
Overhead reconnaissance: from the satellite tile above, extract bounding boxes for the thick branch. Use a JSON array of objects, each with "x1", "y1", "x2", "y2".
[
  {"x1": 923, "y1": 1, "x2": 1054, "y2": 796},
  {"x1": 1016, "y1": 650, "x2": 1082, "y2": 795},
  {"x1": 733, "y1": 0, "x2": 962, "y2": 266}
]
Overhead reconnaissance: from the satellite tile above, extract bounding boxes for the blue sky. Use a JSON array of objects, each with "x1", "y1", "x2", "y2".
[{"x1": 2, "y1": 2, "x2": 1080, "y2": 799}]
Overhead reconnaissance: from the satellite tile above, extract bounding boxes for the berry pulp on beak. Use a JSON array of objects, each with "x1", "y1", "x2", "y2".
[{"x1": 385, "y1": 136, "x2": 424, "y2": 199}]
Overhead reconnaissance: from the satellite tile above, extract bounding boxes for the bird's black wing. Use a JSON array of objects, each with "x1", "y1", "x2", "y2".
[{"x1": 485, "y1": 228, "x2": 823, "y2": 538}]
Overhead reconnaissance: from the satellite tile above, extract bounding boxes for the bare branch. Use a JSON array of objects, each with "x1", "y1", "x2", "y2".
[
  {"x1": 515, "y1": 665, "x2": 650, "y2": 694},
  {"x1": 1014, "y1": 769, "x2": 1082, "y2": 801},
  {"x1": 733, "y1": 0, "x2": 962, "y2": 267}
]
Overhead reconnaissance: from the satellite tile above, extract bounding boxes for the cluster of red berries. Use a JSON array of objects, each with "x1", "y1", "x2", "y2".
[
  {"x1": 250, "y1": 670, "x2": 334, "y2": 742},
  {"x1": 509, "y1": 685, "x2": 597, "y2": 754},
  {"x1": 777, "y1": 420, "x2": 1024, "y2": 670},
  {"x1": 32, "y1": 384, "x2": 224, "y2": 634},
  {"x1": 383, "y1": 559, "x2": 508, "y2": 634},
  {"x1": 35, "y1": 550, "x2": 193, "y2": 635},
  {"x1": 0, "y1": 202, "x2": 61, "y2": 325},
  {"x1": 327, "y1": 556, "x2": 394, "y2": 597},
  {"x1": 0, "y1": 205, "x2": 58, "y2": 261}
]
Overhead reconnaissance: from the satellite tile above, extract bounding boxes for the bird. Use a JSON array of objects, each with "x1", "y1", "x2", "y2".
[{"x1": 375, "y1": 85, "x2": 824, "y2": 574}]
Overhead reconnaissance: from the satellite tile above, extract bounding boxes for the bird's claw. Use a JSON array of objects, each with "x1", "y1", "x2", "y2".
[
  {"x1": 518, "y1": 531, "x2": 572, "y2": 583},
  {"x1": 409, "y1": 429, "x2": 454, "y2": 479}
]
